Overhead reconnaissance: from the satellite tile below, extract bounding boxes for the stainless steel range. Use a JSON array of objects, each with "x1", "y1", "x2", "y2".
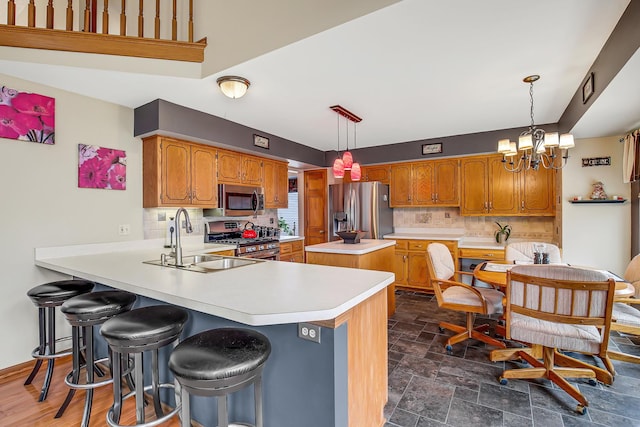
[{"x1": 204, "y1": 220, "x2": 280, "y2": 260}]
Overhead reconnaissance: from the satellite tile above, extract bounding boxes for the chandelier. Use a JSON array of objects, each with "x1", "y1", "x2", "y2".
[
  {"x1": 330, "y1": 105, "x2": 362, "y2": 181},
  {"x1": 498, "y1": 75, "x2": 575, "y2": 172}
]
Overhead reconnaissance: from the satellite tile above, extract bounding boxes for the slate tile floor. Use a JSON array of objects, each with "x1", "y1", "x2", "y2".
[{"x1": 385, "y1": 291, "x2": 640, "y2": 427}]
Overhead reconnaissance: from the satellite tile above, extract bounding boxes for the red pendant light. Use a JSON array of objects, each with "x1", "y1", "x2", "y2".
[
  {"x1": 342, "y1": 150, "x2": 353, "y2": 170},
  {"x1": 333, "y1": 158, "x2": 345, "y2": 178},
  {"x1": 330, "y1": 105, "x2": 363, "y2": 179},
  {"x1": 350, "y1": 162, "x2": 361, "y2": 181}
]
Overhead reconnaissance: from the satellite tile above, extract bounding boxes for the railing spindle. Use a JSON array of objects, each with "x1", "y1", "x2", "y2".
[
  {"x1": 66, "y1": 0, "x2": 73, "y2": 30},
  {"x1": 138, "y1": 0, "x2": 143, "y2": 37},
  {"x1": 7, "y1": 0, "x2": 16, "y2": 25},
  {"x1": 28, "y1": 0, "x2": 35, "y2": 27},
  {"x1": 172, "y1": 0, "x2": 177, "y2": 41},
  {"x1": 83, "y1": 0, "x2": 90, "y2": 32},
  {"x1": 188, "y1": 0, "x2": 193, "y2": 42},
  {"x1": 120, "y1": 0, "x2": 126, "y2": 35},
  {"x1": 154, "y1": 0, "x2": 160, "y2": 39},
  {"x1": 46, "y1": 0, "x2": 54, "y2": 29},
  {"x1": 102, "y1": 0, "x2": 109, "y2": 34}
]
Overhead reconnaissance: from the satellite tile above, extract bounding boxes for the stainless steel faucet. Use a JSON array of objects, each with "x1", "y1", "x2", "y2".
[{"x1": 172, "y1": 207, "x2": 193, "y2": 266}]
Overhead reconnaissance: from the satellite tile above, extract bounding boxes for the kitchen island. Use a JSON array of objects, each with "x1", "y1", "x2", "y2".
[
  {"x1": 305, "y1": 239, "x2": 396, "y2": 315},
  {"x1": 34, "y1": 238, "x2": 394, "y2": 427}
]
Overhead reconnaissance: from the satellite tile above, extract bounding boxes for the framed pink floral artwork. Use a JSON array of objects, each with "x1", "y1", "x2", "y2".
[
  {"x1": 78, "y1": 144, "x2": 126, "y2": 190},
  {"x1": 0, "y1": 85, "x2": 55, "y2": 144}
]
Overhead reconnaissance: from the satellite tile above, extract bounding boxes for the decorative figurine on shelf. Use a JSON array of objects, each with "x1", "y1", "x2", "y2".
[{"x1": 590, "y1": 181, "x2": 608, "y2": 200}]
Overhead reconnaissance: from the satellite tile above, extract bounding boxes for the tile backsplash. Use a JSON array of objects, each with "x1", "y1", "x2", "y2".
[
  {"x1": 393, "y1": 207, "x2": 555, "y2": 241},
  {"x1": 143, "y1": 208, "x2": 280, "y2": 240},
  {"x1": 144, "y1": 207, "x2": 554, "y2": 243}
]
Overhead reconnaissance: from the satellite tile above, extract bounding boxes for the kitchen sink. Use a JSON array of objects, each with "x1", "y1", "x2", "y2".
[{"x1": 143, "y1": 254, "x2": 263, "y2": 273}]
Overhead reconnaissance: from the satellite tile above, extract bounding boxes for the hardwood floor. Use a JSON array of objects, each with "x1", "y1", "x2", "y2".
[{"x1": 0, "y1": 356, "x2": 184, "y2": 426}]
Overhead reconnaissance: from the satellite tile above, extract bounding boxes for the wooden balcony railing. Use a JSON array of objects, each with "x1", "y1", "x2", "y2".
[{"x1": 0, "y1": 0, "x2": 206, "y2": 62}]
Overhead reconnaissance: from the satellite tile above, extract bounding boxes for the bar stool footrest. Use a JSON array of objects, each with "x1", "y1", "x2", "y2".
[{"x1": 106, "y1": 383, "x2": 181, "y2": 427}]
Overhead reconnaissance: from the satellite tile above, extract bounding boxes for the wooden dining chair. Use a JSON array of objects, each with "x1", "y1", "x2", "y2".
[
  {"x1": 491, "y1": 265, "x2": 616, "y2": 415},
  {"x1": 426, "y1": 243, "x2": 506, "y2": 354}
]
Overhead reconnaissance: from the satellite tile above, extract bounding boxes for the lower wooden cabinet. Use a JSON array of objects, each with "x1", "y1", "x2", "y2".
[
  {"x1": 280, "y1": 239, "x2": 304, "y2": 263},
  {"x1": 392, "y1": 239, "x2": 458, "y2": 292}
]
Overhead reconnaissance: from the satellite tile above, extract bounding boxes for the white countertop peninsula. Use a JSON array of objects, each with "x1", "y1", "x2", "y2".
[
  {"x1": 34, "y1": 237, "x2": 394, "y2": 327},
  {"x1": 34, "y1": 236, "x2": 392, "y2": 427},
  {"x1": 304, "y1": 238, "x2": 396, "y2": 255},
  {"x1": 279, "y1": 235, "x2": 304, "y2": 243}
]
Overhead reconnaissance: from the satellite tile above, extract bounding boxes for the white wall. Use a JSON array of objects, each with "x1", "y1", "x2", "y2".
[
  {"x1": 562, "y1": 136, "x2": 631, "y2": 276},
  {"x1": 0, "y1": 74, "x2": 143, "y2": 369}
]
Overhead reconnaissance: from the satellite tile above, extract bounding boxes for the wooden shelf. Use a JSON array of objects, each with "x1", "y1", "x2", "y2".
[{"x1": 569, "y1": 199, "x2": 626, "y2": 204}]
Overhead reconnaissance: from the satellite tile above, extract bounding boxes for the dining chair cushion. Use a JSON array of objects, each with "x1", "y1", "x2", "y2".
[
  {"x1": 505, "y1": 242, "x2": 562, "y2": 264},
  {"x1": 428, "y1": 243, "x2": 455, "y2": 280},
  {"x1": 612, "y1": 302, "x2": 640, "y2": 328},
  {"x1": 510, "y1": 312, "x2": 602, "y2": 354},
  {"x1": 442, "y1": 287, "x2": 504, "y2": 315}
]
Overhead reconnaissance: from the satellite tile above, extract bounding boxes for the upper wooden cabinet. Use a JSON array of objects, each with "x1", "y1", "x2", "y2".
[
  {"x1": 389, "y1": 159, "x2": 459, "y2": 207},
  {"x1": 217, "y1": 150, "x2": 264, "y2": 186},
  {"x1": 460, "y1": 154, "x2": 555, "y2": 216},
  {"x1": 143, "y1": 135, "x2": 217, "y2": 208},
  {"x1": 264, "y1": 159, "x2": 289, "y2": 209},
  {"x1": 360, "y1": 164, "x2": 391, "y2": 184}
]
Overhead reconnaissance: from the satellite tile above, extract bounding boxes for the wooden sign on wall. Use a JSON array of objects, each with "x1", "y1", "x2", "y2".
[{"x1": 582, "y1": 156, "x2": 611, "y2": 167}]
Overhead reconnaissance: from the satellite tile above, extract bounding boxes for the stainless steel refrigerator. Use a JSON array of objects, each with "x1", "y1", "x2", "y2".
[{"x1": 328, "y1": 181, "x2": 393, "y2": 241}]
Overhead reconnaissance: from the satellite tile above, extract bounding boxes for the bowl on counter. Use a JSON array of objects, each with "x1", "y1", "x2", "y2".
[{"x1": 336, "y1": 230, "x2": 367, "y2": 244}]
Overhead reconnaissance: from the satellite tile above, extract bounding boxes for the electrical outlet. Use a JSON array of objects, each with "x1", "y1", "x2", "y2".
[
  {"x1": 118, "y1": 224, "x2": 130, "y2": 235},
  {"x1": 298, "y1": 322, "x2": 321, "y2": 343}
]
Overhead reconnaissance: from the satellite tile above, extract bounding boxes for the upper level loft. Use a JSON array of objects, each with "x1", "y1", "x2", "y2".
[{"x1": 0, "y1": 0, "x2": 206, "y2": 62}]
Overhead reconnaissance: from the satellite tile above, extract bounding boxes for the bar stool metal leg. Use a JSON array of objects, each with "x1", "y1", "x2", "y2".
[
  {"x1": 24, "y1": 307, "x2": 47, "y2": 387},
  {"x1": 40, "y1": 306, "x2": 56, "y2": 401}
]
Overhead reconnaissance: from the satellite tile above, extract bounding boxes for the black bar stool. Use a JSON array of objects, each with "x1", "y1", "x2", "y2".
[
  {"x1": 168, "y1": 328, "x2": 271, "y2": 427},
  {"x1": 25, "y1": 279, "x2": 95, "y2": 401},
  {"x1": 55, "y1": 290, "x2": 137, "y2": 427},
  {"x1": 100, "y1": 305, "x2": 188, "y2": 426}
]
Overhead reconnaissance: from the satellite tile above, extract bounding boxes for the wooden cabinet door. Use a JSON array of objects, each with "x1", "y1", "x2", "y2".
[
  {"x1": 242, "y1": 155, "x2": 264, "y2": 186},
  {"x1": 390, "y1": 163, "x2": 412, "y2": 206},
  {"x1": 407, "y1": 252, "x2": 428, "y2": 289},
  {"x1": 274, "y1": 161, "x2": 288, "y2": 207},
  {"x1": 520, "y1": 167, "x2": 555, "y2": 215},
  {"x1": 304, "y1": 169, "x2": 328, "y2": 246},
  {"x1": 217, "y1": 150, "x2": 242, "y2": 183},
  {"x1": 460, "y1": 157, "x2": 488, "y2": 215},
  {"x1": 264, "y1": 160, "x2": 289, "y2": 208},
  {"x1": 161, "y1": 139, "x2": 191, "y2": 206},
  {"x1": 362, "y1": 164, "x2": 391, "y2": 183},
  {"x1": 412, "y1": 162, "x2": 435, "y2": 205},
  {"x1": 190, "y1": 144, "x2": 217, "y2": 206},
  {"x1": 488, "y1": 156, "x2": 519, "y2": 215},
  {"x1": 434, "y1": 159, "x2": 459, "y2": 205},
  {"x1": 263, "y1": 160, "x2": 277, "y2": 208},
  {"x1": 393, "y1": 250, "x2": 408, "y2": 286}
]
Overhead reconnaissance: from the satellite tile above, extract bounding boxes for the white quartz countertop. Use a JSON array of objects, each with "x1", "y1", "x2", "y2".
[
  {"x1": 34, "y1": 238, "x2": 393, "y2": 327},
  {"x1": 279, "y1": 235, "x2": 305, "y2": 243},
  {"x1": 383, "y1": 231, "x2": 510, "y2": 250},
  {"x1": 304, "y1": 239, "x2": 396, "y2": 255},
  {"x1": 384, "y1": 233, "x2": 465, "y2": 241}
]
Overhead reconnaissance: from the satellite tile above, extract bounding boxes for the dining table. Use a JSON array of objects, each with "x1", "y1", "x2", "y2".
[{"x1": 473, "y1": 261, "x2": 635, "y2": 299}]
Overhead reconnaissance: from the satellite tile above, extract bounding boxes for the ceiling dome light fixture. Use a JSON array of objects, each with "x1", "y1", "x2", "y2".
[
  {"x1": 498, "y1": 75, "x2": 575, "y2": 172},
  {"x1": 216, "y1": 76, "x2": 250, "y2": 99}
]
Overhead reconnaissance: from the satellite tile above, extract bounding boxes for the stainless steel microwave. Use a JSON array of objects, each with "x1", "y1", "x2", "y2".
[{"x1": 204, "y1": 184, "x2": 265, "y2": 217}]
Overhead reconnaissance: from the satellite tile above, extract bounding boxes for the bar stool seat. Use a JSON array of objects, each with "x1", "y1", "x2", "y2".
[
  {"x1": 55, "y1": 290, "x2": 137, "y2": 427},
  {"x1": 25, "y1": 279, "x2": 95, "y2": 402},
  {"x1": 101, "y1": 305, "x2": 188, "y2": 427},
  {"x1": 169, "y1": 328, "x2": 271, "y2": 427}
]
